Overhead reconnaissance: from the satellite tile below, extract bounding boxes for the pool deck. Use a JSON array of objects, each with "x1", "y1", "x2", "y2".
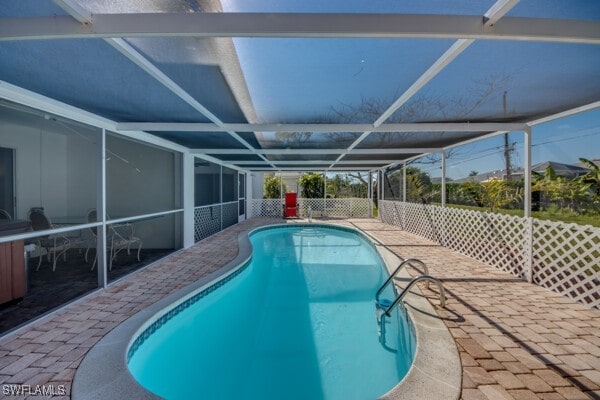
[{"x1": 0, "y1": 218, "x2": 598, "y2": 400}]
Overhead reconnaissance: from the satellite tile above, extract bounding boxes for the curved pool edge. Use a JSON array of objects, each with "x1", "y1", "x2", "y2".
[
  {"x1": 374, "y1": 244, "x2": 461, "y2": 400},
  {"x1": 72, "y1": 227, "x2": 255, "y2": 400},
  {"x1": 72, "y1": 222, "x2": 461, "y2": 400}
]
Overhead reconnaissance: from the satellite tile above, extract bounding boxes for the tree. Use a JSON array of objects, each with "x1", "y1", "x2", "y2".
[
  {"x1": 264, "y1": 176, "x2": 286, "y2": 199},
  {"x1": 533, "y1": 166, "x2": 593, "y2": 213},
  {"x1": 469, "y1": 170, "x2": 479, "y2": 177},
  {"x1": 406, "y1": 167, "x2": 434, "y2": 204},
  {"x1": 299, "y1": 173, "x2": 325, "y2": 198},
  {"x1": 579, "y1": 158, "x2": 600, "y2": 196},
  {"x1": 481, "y1": 178, "x2": 521, "y2": 213}
]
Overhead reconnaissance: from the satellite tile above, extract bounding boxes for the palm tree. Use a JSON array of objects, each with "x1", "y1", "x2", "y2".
[{"x1": 579, "y1": 158, "x2": 600, "y2": 196}]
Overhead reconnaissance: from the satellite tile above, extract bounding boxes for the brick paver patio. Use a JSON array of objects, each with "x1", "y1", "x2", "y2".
[{"x1": 0, "y1": 218, "x2": 598, "y2": 400}]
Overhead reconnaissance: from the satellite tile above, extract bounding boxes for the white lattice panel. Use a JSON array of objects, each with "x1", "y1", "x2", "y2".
[
  {"x1": 380, "y1": 200, "x2": 403, "y2": 229},
  {"x1": 380, "y1": 201, "x2": 599, "y2": 309},
  {"x1": 194, "y1": 205, "x2": 222, "y2": 242},
  {"x1": 298, "y1": 198, "x2": 325, "y2": 217},
  {"x1": 349, "y1": 198, "x2": 372, "y2": 218},
  {"x1": 403, "y1": 202, "x2": 439, "y2": 243},
  {"x1": 296, "y1": 198, "x2": 371, "y2": 218},
  {"x1": 532, "y1": 220, "x2": 600, "y2": 308},
  {"x1": 443, "y1": 207, "x2": 528, "y2": 278},
  {"x1": 222, "y1": 201, "x2": 238, "y2": 229},
  {"x1": 325, "y1": 198, "x2": 351, "y2": 217},
  {"x1": 250, "y1": 199, "x2": 283, "y2": 218}
]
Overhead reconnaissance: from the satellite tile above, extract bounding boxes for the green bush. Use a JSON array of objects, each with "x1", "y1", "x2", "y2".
[{"x1": 264, "y1": 176, "x2": 286, "y2": 199}]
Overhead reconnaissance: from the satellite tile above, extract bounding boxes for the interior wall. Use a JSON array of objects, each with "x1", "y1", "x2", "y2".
[
  {"x1": 0, "y1": 118, "x2": 68, "y2": 220},
  {"x1": 66, "y1": 127, "x2": 99, "y2": 218},
  {"x1": 106, "y1": 133, "x2": 181, "y2": 249},
  {"x1": 251, "y1": 172, "x2": 264, "y2": 199}
]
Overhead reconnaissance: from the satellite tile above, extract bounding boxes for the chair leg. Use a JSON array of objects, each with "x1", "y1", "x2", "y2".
[
  {"x1": 136, "y1": 242, "x2": 142, "y2": 262},
  {"x1": 36, "y1": 251, "x2": 43, "y2": 271},
  {"x1": 109, "y1": 246, "x2": 115, "y2": 271},
  {"x1": 53, "y1": 247, "x2": 70, "y2": 272}
]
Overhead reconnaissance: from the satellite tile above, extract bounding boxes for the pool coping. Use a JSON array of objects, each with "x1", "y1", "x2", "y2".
[{"x1": 72, "y1": 222, "x2": 461, "y2": 400}]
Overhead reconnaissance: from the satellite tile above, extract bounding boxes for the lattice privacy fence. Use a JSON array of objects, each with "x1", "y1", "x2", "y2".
[
  {"x1": 380, "y1": 200, "x2": 599, "y2": 309},
  {"x1": 249, "y1": 199, "x2": 282, "y2": 218},
  {"x1": 249, "y1": 198, "x2": 372, "y2": 219},
  {"x1": 222, "y1": 201, "x2": 239, "y2": 230},
  {"x1": 532, "y1": 221, "x2": 599, "y2": 307},
  {"x1": 194, "y1": 204, "x2": 222, "y2": 242}
]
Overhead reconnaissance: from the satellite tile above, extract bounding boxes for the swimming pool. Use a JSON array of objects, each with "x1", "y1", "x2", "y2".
[{"x1": 127, "y1": 225, "x2": 416, "y2": 400}]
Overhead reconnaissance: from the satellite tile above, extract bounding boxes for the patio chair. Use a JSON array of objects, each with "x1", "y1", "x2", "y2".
[
  {"x1": 28, "y1": 208, "x2": 71, "y2": 272},
  {"x1": 85, "y1": 211, "x2": 143, "y2": 271},
  {"x1": 0, "y1": 209, "x2": 12, "y2": 220},
  {"x1": 108, "y1": 221, "x2": 142, "y2": 271},
  {"x1": 85, "y1": 209, "x2": 99, "y2": 270}
]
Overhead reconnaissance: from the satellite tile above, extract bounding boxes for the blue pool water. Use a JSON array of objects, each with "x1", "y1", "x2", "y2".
[{"x1": 128, "y1": 225, "x2": 415, "y2": 400}]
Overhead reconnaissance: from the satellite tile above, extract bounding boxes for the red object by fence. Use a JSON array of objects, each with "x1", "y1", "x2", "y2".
[{"x1": 284, "y1": 192, "x2": 298, "y2": 218}]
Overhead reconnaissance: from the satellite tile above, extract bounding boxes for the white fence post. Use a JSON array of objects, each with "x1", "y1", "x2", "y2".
[
  {"x1": 524, "y1": 126, "x2": 533, "y2": 283},
  {"x1": 526, "y1": 217, "x2": 534, "y2": 283}
]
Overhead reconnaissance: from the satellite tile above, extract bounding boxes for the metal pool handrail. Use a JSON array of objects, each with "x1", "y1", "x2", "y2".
[
  {"x1": 384, "y1": 275, "x2": 446, "y2": 316},
  {"x1": 375, "y1": 258, "x2": 429, "y2": 304}
]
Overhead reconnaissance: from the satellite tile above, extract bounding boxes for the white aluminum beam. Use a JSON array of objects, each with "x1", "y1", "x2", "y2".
[
  {"x1": 527, "y1": 101, "x2": 600, "y2": 126},
  {"x1": 0, "y1": 80, "x2": 243, "y2": 172},
  {"x1": 1, "y1": 14, "x2": 599, "y2": 44},
  {"x1": 373, "y1": 39, "x2": 476, "y2": 127},
  {"x1": 190, "y1": 148, "x2": 441, "y2": 155},
  {"x1": 116, "y1": 122, "x2": 527, "y2": 133},
  {"x1": 443, "y1": 130, "x2": 509, "y2": 150},
  {"x1": 250, "y1": 167, "x2": 374, "y2": 171},
  {"x1": 484, "y1": 0, "x2": 520, "y2": 26},
  {"x1": 335, "y1": 38, "x2": 474, "y2": 164},
  {"x1": 332, "y1": 0, "x2": 521, "y2": 169},
  {"x1": 229, "y1": 160, "x2": 398, "y2": 165},
  {"x1": 441, "y1": 100, "x2": 600, "y2": 149},
  {"x1": 52, "y1": 0, "x2": 276, "y2": 169}
]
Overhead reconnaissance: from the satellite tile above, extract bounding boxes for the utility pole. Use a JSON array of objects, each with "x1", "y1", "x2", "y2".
[{"x1": 503, "y1": 91, "x2": 512, "y2": 181}]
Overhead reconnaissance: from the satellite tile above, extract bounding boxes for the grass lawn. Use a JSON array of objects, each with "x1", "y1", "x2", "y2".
[{"x1": 440, "y1": 203, "x2": 600, "y2": 228}]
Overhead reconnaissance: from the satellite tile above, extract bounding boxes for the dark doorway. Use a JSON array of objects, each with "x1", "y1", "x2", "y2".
[{"x1": 0, "y1": 146, "x2": 15, "y2": 219}]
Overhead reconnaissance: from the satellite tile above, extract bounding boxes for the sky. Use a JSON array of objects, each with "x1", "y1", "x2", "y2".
[
  {"x1": 222, "y1": 1, "x2": 600, "y2": 125},
  {"x1": 416, "y1": 109, "x2": 600, "y2": 180},
  {"x1": 220, "y1": 0, "x2": 600, "y2": 179}
]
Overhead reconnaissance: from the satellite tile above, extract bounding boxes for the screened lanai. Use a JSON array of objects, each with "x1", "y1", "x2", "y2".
[{"x1": 0, "y1": 0, "x2": 599, "y2": 333}]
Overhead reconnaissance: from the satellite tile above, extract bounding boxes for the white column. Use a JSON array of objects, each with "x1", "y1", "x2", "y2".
[
  {"x1": 368, "y1": 171, "x2": 373, "y2": 218},
  {"x1": 182, "y1": 152, "x2": 195, "y2": 248},
  {"x1": 247, "y1": 172, "x2": 253, "y2": 218},
  {"x1": 402, "y1": 162, "x2": 407, "y2": 229},
  {"x1": 441, "y1": 151, "x2": 447, "y2": 246},
  {"x1": 524, "y1": 126, "x2": 534, "y2": 283},
  {"x1": 323, "y1": 173, "x2": 327, "y2": 216},
  {"x1": 279, "y1": 174, "x2": 283, "y2": 199},
  {"x1": 524, "y1": 127, "x2": 532, "y2": 218},
  {"x1": 380, "y1": 169, "x2": 385, "y2": 201},
  {"x1": 220, "y1": 165, "x2": 223, "y2": 231},
  {"x1": 402, "y1": 162, "x2": 407, "y2": 203},
  {"x1": 97, "y1": 128, "x2": 107, "y2": 288},
  {"x1": 441, "y1": 151, "x2": 447, "y2": 207}
]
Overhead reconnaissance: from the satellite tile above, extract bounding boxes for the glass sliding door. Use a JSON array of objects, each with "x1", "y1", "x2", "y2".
[
  {"x1": 105, "y1": 133, "x2": 183, "y2": 283},
  {"x1": 0, "y1": 101, "x2": 101, "y2": 335},
  {"x1": 0, "y1": 146, "x2": 15, "y2": 219}
]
